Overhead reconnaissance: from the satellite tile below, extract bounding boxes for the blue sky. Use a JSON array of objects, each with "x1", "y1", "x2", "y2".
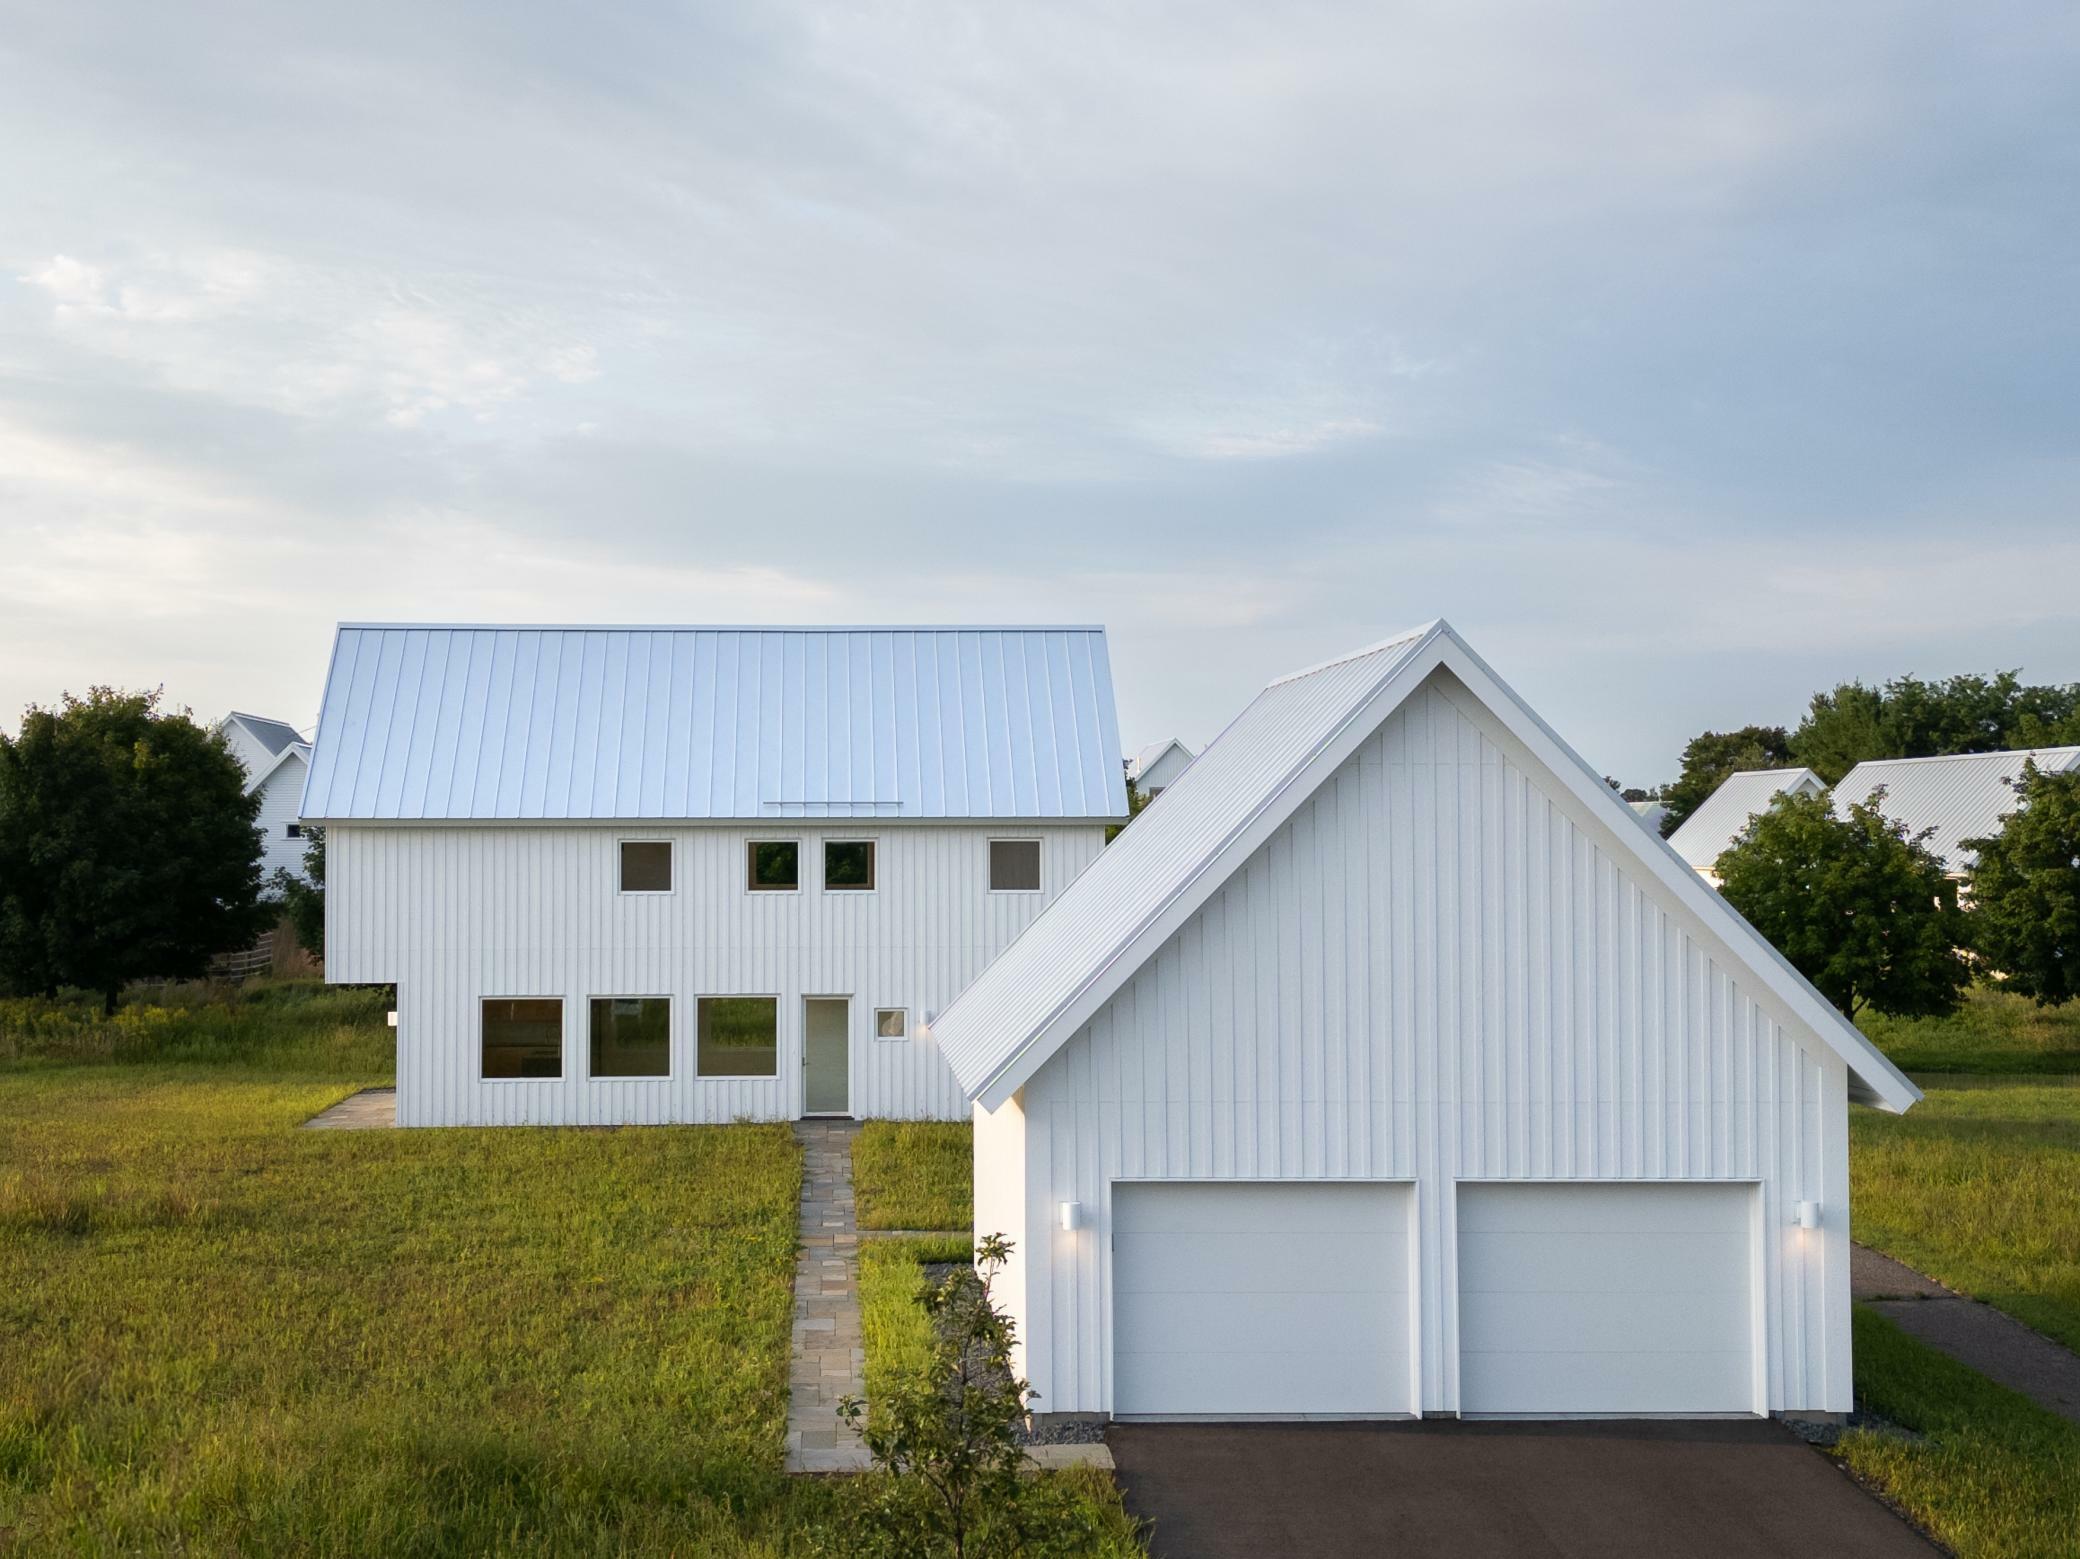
[{"x1": 2, "y1": 2, "x2": 2076, "y2": 784}]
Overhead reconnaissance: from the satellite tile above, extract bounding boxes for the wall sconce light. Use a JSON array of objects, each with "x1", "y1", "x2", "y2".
[
  {"x1": 386, "y1": 1010, "x2": 399, "y2": 1029},
  {"x1": 1795, "y1": 1201, "x2": 1821, "y2": 1230},
  {"x1": 1059, "y1": 1201, "x2": 1087, "y2": 1232}
]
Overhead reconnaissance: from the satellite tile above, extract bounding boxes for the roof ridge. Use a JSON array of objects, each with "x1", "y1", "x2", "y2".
[
  {"x1": 334, "y1": 622, "x2": 1112, "y2": 634},
  {"x1": 1265, "y1": 620, "x2": 1442, "y2": 687},
  {"x1": 1843, "y1": 745, "x2": 2080, "y2": 771}
]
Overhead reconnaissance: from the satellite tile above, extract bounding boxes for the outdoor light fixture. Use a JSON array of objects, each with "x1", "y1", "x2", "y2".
[
  {"x1": 1795, "y1": 1201, "x2": 1821, "y2": 1230},
  {"x1": 1059, "y1": 1201, "x2": 1087, "y2": 1232}
]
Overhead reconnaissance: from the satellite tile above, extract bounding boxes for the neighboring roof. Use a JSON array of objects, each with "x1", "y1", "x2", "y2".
[
  {"x1": 931, "y1": 621, "x2": 1919, "y2": 1115},
  {"x1": 1666, "y1": 768, "x2": 1828, "y2": 869},
  {"x1": 1128, "y1": 737, "x2": 1194, "y2": 782},
  {"x1": 245, "y1": 741, "x2": 311, "y2": 799},
  {"x1": 301, "y1": 625, "x2": 1128, "y2": 822},
  {"x1": 223, "y1": 711, "x2": 305, "y2": 759},
  {"x1": 1629, "y1": 798, "x2": 1669, "y2": 833},
  {"x1": 1834, "y1": 746, "x2": 2080, "y2": 873}
]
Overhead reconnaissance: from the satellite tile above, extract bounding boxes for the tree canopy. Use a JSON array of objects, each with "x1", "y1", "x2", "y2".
[
  {"x1": 1965, "y1": 761, "x2": 2080, "y2": 1007},
  {"x1": 0, "y1": 688, "x2": 268, "y2": 1011},
  {"x1": 1657, "y1": 725, "x2": 1791, "y2": 837},
  {"x1": 1788, "y1": 672, "x2": 2080, "y2": 785},
  {"x1": 1714, "y1": 789, "x2": 1970, "y2": 1021}
]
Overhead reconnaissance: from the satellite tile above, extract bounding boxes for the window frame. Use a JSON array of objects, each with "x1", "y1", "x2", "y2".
[
  {"x1": 479, "y1": 995, "x2": 566, "y2": 1082},
  {"x1": 617, "y1": 837, "x2": 676, "y2": 896},
  {"x1": 822, "y1": 837, "x2": 878, "y2": 893},
  {"x1": 286, "y1": 822, "x2": 302, "y2": 839},
  {"x1": 873, "y1": 1007, "x2": 909, "y2": 1041},
  {"x1": 987, "y1": 836, "x2": 1044, "y2": 894},
  {"x1": 586, "y1": 993, "x2": 673, "y2": 1081},
  {"x1": 746, "y1": 839, "x2": 802, "y2": 893},
  {"x1": 695, "y1": 993, "x2": 783, "y2": 1079}
]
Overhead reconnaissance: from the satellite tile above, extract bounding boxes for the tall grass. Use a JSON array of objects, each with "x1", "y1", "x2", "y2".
[
  {"x1": 0, "y1": 980, "x2": 395, "y2": 1075},
  {"x1": 1861, "y1": 988, "x2": 2080, "y2": 1075},
  {"x1": 851, "y1": 1121, "x2": 972, "y2": 1231}
]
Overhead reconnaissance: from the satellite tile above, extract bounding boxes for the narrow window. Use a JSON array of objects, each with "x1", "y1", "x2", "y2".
[
  {"x1": 620, "y1": 840, "x2": 673, "y2": 893},
  {"x1": 286, "y1": 822, "x2": 302, "y2": 839},
  {"x1": 748, "y1": 840, "x2": 800, "y2": 891},
  {"x1": 482, "y1": 998, "x2": 563, "y2": 1079},
  {"x1": 989, "y1": 838, "x2": 1042, "y2": 892},
  {"x1": 824, "y1": 839, "x2": 876, "y2": 891},
  {"x1": 698, "y1": 996, "x2": 779, "y2": 1076},
  {"x1": 875, "y1": 1007, "x2": 908, "y2": 1040},
  {"x1": 589, "y1": 996, "x2": 671, "y2": 1078}
]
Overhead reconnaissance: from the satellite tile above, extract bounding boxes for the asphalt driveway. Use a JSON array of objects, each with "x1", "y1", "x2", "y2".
[{"x1": 1109, "y1": 1419, "x2": 1936, "y2": 1559}]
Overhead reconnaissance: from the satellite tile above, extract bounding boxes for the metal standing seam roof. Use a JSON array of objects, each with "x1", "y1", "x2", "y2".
[
  {"x1": 929, "y1": 619, "x2": 1921, "y2": 1116},
  {"x1": 1833, "y1": 746, "x2": 2080, "y2": 872},
  {"x1": 1665, "y1": 767, "x2": 1828, "y2": 869},
  {"x1": 299, "y1": 626, "x2": 1129, "y2": 822},
  {"x1": 225, "y1": 711, "x2": 306, "y2": 758}
]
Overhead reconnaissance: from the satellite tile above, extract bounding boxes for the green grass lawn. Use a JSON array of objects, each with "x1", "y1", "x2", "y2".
[
  {"x1": 851, "y1": 1121, "x2": 972, "y2": 1231},
  {"x1": 1841, "y1": 1308, "x2": 2080, "y2": 1559},
  {"x1": 1850, "y1": 1076, "x2": 2080, "y2": 1352},
  {"x1": 1860, "y1": 988, "x2": 2080, "y2": 1075}
]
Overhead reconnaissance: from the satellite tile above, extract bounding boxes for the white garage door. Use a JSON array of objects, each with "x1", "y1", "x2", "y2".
[
  {"x1": 1113, "y1": 1182, "x2": 1414, "y2": 1417},
  {"x1": 1457, "y1": 1183, "x2": 1757, "y2": 1415}
]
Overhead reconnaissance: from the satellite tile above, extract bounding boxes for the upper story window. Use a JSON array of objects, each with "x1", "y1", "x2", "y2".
[
  {"x1": 619, "y1": 839, "x2": 673, "y2": 893},
  {"x1": 748, "y1": 840, "x2": 800, "y2": 891},
  {"x1": 988, "y1": 838, "x2": 1041, "y2": 893},
  {"x1": 824, "y1": 839, "x2": 876, "y2": 891}
]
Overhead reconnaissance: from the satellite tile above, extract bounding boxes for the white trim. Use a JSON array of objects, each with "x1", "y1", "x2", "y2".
[
  {"x1": 745, "y1": 838, "x2": 803, "y2": 894},
  {"x1": 987, "y1": 836, "x2": 1045, "y2": 894},
  {"x1": 821, "y1": 837, "x2": 878, "y2": 893},
  {"x1": 616, "y1": 837, "x2": 677, "y2": 896},
  {"x1": 479, "y1": 995, "x2": 566, "y2": 1082},
  {"x1": 583, "y1": 993, "x2": 674, "y2": 1081},
  {"x1": 694, "y1": 994, "x2": 782, "y2": 1080}
]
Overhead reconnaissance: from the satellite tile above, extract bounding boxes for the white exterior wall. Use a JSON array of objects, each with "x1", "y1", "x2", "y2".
[
  {"x1": 327, "y1": 822, "x2": 1106, "y2": 1125},
  {"x1": 973, "y1": 1095, "x2": 1030, "y2": 1388},
  {"x1": 253, "y1": 754, "x2": 311, "y2": 889},
  {"x1": 1002, "y1": 674, "x2": 1852, "y2": 1417}
]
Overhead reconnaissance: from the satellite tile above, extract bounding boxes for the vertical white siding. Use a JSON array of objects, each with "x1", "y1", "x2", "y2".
[
  {"x1": 973, "y1": 1096, "x2": 1029, "y2": 1386},
  {"x1": 326, "y1": 823, "x2": 1105, "y2": 1125},
  {"x1": 1008, "y1": 674, "x2": 1851, "y2": 1416},
  {"x1": 253, "y1": 754, "x2": 311, "y2": 887}
]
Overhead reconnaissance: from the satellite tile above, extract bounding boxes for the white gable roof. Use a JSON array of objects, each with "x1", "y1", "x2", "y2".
[
  {"x1": 302, "y1": 625, "x2": 1128, "y2": 823},
  {"x1": 931, "y1": 621, "x2": 1919, "y2": 1115},
  {"x1": 245, "y1": 740, "x2": 312, "y2": 799},
  {"x1": 224, "y1": 711, "x2": 305, "y2": 759},
  {"x1": 1834, "y1": 746, "x2": 2080, "y2": 873},
  {"x1": 1666, "y1": 767, "x2": 1828, "y2": 869},
  {"x1": 1128, "y1": 737, "x2": 1191, "y2": 780}
]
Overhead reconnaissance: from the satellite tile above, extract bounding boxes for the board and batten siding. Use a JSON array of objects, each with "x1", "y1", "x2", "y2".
[
  {"x1": 253, "y1": 754, "x2": 311, "y2": 887},
  {"x1": 327, "y1": 823, "x2": 1105, "y2": 1125},
  {"x1": 1008, "y1": 672, "x2": 1850, "y2": 1416}
]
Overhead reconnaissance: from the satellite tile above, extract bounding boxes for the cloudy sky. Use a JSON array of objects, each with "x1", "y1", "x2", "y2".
[{"x1": 3, "y1": 2, "x2": 2076, "y2": 784}]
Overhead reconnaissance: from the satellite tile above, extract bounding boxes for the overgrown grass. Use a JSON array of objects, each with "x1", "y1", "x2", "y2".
[
  {"x1": 851, "y1": 1121, "x2": 972, "y2": 1231},
  {"x1": 1850, "y1": 1077, "x2": 2080, "y2": 1350},
  {"x1": 0, "y1": 979, "x2": 395, "y2": 1076},
  {"x1": 1861, "y1": 988, "x2": 2080, "y2": 1075},
  {"x1": 1840, "y1": 1307, "x2": 2080, "y2": 1559}
]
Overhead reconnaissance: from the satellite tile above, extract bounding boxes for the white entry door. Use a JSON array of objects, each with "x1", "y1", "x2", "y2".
[
  {"x1": 1112, "y1": 1182, "x2": 1415, "y2": 1418},
  {"x1": 1456, "y1": 1183, "x2": 1757, "y2": 1415}
]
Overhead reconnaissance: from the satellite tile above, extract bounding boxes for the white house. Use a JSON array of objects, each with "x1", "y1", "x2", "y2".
[
  {"x1": 1834, "y1": 746, "x2": 2080, "y2": 877},
  {"x1": 1666, "y1": 767, "x2": 1827, "y2": 884},
  {"x1": 304, "y1": 625, "x2": 1128, "y2": 1127},
  {"x1": 1127, "y1": 737, "x2": 1195, "y2": 798},
  {"x1": 935, "y1": 621, "x2": 1918, "y2": 1424},
  {"x1": 217, "y1": 711, "x2": 314, "y2": 891}
]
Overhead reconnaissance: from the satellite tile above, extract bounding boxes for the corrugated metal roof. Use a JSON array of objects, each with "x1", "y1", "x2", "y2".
[
  {"x1": 300, "y1": 625, "x2": 1128, "y2": 821},
  {"x1": 1834, "y1": 747, "x2": 2080, "y2": 872},
  {"x1": 1666, "y1": 768, "x2": 1827, "y2": 869}
]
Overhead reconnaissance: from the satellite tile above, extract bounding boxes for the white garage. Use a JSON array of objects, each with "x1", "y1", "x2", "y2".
[
  {"x1": 1457, "y1": 1184, "x2": 1758, "y2": 1415},
  {"x1": 937, "y1": 622, "x2": 1922, "y2": 1422},
  {"x1": 1113, "y1": 1182, "x2": 1414, "y2": 1418}
]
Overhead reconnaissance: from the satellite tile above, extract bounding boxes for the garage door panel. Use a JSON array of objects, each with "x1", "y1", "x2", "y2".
[
  {"x1": 1459, "y1": 1182, "x2": 1753, "y2": 1235},
  {"x1": 1459, "y1": 1286, "x2": 1752, "y2": 1356},
  {"x1": 1460, "y1": 1348, "x2": 1753, "y2": 1415},
  {"x1": 1113, "y1": 1182, "x2": 1413, "y2": 1418},
  {"x1": 1459, "y1": 1231, "x2": 1749, "y2": 1296}
]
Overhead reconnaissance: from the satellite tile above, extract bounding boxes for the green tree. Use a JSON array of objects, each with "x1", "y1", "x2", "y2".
[
  {"x1": 1715, "y1": 789, "x2": 1970, "y2": 1020},
  {"x1": 1964, "y1": 761, "x2": 2080, "y2": 1006},
  {"x1": 1658, "y1": 725, "x2": 1792, "y2": 838},
  {"x1": 273, "y1": 826, "x2": 325, "y2": 958},
  {"x1": 0, "y1": 688, "x2": 268, "y2": 1013},
  {"x1": 1791, "y1": 671, "x2": 2080, "y2": 783},
  {"x1": 1105, "y1": 779, "x2": 1151, "y2": 844}
]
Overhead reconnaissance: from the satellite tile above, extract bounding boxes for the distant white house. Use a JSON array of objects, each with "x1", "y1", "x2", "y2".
[
  {"x1": 1666, "y1": 767, "x2": 1827, "y2": 883},
  {"x1": 1628, "y1": 797, "x2": 1669, "y2": 834},
  {"x1": 217, "y1": 711, "x2": 314, "y2": 893},
  {"x1": 936, "y1": 621, "x2": 1916, "y2": 1425},
  {"x1": 1127, "y1": 737, "x2": 1194, "y2": 797},
  {"x1": 305, "y1": 625, "x2": 1129, "y2": 1126},
  {"x1": 1834, "y1": 746, "x2": 2080, "y2": 876}
]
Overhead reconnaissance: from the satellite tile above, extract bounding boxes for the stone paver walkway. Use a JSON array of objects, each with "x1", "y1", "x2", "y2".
[
  {"x1": 1854, "y1": 1242, "x2": 2080, "y2": 1426},
  {"x1": 788, "y1": 1121, "x2": 872, "y2": 1473},
  {"x1": 301, "y1": 1088, "x2": 398, "y2": 1129}
]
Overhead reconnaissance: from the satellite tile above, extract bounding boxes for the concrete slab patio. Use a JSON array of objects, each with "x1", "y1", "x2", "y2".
[
  {"x1": 301, "y1": 1088, "x2": 397, "y2": 1129},
  {"x1": 1110, "y1": 1419, "x2": 1937, "y2": 1559}
]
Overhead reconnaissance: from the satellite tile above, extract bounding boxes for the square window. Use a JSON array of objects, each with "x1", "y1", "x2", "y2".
[
  {"x1": 286, "y1": 822, "x2": 302, "y2": 839},
  {"x1": 824, "y1": 839, "x2": 876, "y2": 891},
  {"x1": 875, "y1": 1007, "x2": 908, "y2": 1040},
  {"x1": 620, "y1": 840, "x2": 673, "y2": 893},
  {"x1": 589, "y1": 996, "x2": 670, "y2": 1078},
  {"x1": 989, "y1": 838, "x2": 1042, "y2": 892},
  {"x1": 482, "y1": 997, "x2": 563, "y2": 1080},
  {"x1": 748, "y1": 840, "x2": 799, "y2": 891},
  {"x1": 698, "y1": 996, "x2": 779, "y2": 1076}
]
